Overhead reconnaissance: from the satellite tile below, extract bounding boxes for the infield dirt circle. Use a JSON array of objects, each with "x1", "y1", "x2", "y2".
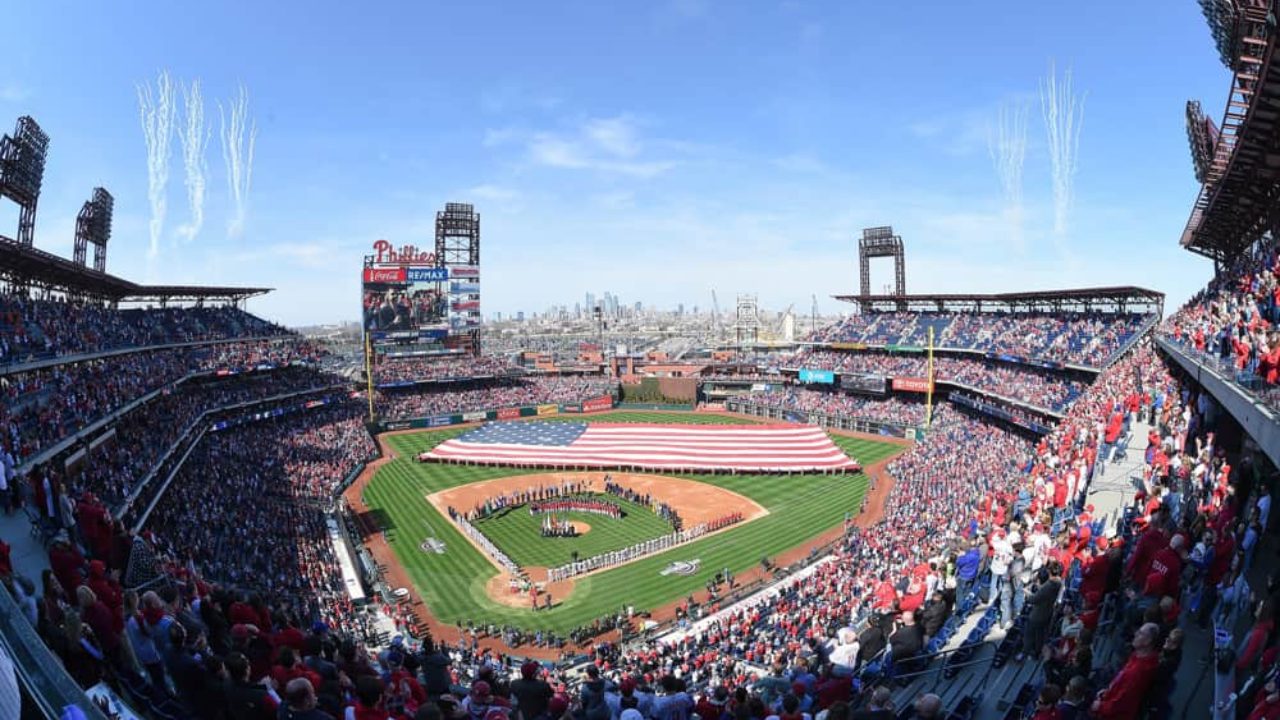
[{"x1": 431, "y1": 471, "x2": 768, "y2": 606}]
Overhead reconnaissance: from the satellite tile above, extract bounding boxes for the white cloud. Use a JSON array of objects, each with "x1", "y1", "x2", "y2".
[
  {"x1": 584, "y1": 117, "x2": 641, "y2": 158},
  {"x1": 515, "y1": 116, "x2": 677, "y2": 178},
  {"x1": 0, "y1": 83, "x2": 30, "y2": 104}
]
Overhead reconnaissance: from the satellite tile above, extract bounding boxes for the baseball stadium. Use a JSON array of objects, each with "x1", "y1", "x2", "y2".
[{"x1": 3, "y1": 3, "x2": 1280, "y2": 720}]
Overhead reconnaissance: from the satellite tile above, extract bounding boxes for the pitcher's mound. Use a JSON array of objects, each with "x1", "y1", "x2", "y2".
[{"x1": 567, "y1": 521, "x2": 591, "y2": 535}]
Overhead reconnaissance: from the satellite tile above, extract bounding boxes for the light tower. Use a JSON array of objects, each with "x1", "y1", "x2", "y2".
[{"x1": 858, "y1": 226, "x2": 906, "y2": 312}]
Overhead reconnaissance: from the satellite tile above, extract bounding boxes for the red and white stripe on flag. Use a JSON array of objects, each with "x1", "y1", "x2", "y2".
[{"x1": 421, "y1": 423, "x2": 859, "y2": 472}]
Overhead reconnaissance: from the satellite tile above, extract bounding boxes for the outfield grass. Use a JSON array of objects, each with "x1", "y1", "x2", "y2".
[
  {"x1": 362, "y1": 411, "x2": 903, "y2": 631},
  {"x1": 473, "y1": 495, "x2": 672, "y2": 567}
]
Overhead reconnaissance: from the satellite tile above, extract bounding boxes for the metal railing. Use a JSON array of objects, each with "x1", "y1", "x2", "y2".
[
  {"x1": 0, "y1": 584, "x2": 107, "y2": 719},
  {"x1": 1157, "y1": 334, "x2": 1280, "y2": 414}
]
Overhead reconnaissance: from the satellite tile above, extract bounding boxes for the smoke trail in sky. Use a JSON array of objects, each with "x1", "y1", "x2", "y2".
[
  {"x1": 177, "y1": 79, "x2": 210, "y2": 242},
  {"x1": 219, "y1": 85, "x2": 257, "y2": 239},
  {"x1": 137, "y1": 71, "x2": 176, "y2": 259},
  {"x1": 987, "y1": 100, "x2": 1028, "y2": 248},
  {"x1": 1040, "y1": 63, "x2": 1086, "y2": 239}
]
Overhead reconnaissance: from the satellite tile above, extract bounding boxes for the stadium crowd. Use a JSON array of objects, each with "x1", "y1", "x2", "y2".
[
  {"x1": 373, "y1": 355, "x2": 519, "y2": 385},
  {"x1": 783, "y1": 349, "x2": 1086, "y2": 411},
  {"x1": 16, "y1": 367, "x2": 343, "y2": 515},
  {"x1": 377, "y1": 377, "x2": 617, "y2": 419},
  {"x1": 742, "y1": 388, "x2": 929, "y2": 427},
  {"x1": 3, "y1": 294, "x2": 1278, "y2": 720},
  {"x1": 1164, "y1": 234, "x2": 1280, "y2": 396},
  {"x1": 810, "y1": 311, "x2": 1149, "y2": 367},
  {"x1": 142, "y1": 403, "x2": 376, "y2": 631},
  {"x1": 527, "y1": 340, "x2": 1275, "y2": 719},
  {"x1": 2, "y1": 339, "x2": 327, "y2": 464},
  {"x1": 0, "y1": 294, "x2": 288, "y2": 363}
]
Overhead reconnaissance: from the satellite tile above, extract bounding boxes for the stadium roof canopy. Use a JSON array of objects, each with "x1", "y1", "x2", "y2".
[
  {"x1": 1178, "y1": 3, "x2": 1280, "y2": 261},
  {"x1": 0, "y1": 236, "x2": 271, "y2": 303},
  {"x1": 833, "y1": 286, "x2": 1165, "y2": 314}
]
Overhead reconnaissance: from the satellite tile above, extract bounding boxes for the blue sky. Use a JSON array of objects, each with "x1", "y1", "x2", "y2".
[{"x1": 0, "y1": 1, "x2": 1228, "y2": 325}]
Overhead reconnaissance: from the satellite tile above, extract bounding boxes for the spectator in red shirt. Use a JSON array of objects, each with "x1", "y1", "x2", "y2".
[
  {"x1": 1142, "y1": 535, "x2": 1186, "y2": 599},
  {"x1": 1091, "y1": 623, "x2": 1162, "y2": 719}
]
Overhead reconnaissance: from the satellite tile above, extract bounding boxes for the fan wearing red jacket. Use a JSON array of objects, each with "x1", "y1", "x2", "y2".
[
  {"x1": 1091, "y1": 623, "x2": 1162, "y2": 719},
  {"x1": 1142, "y1": 535, "x2": 1186, "y2": 599}
]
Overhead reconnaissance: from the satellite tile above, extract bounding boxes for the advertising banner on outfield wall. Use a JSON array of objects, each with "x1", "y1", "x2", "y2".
[
  {"x1": 830, "y1": 342, "x2": 867, "y2": 351},
  {"x1": 562, "y1": 403, "x2": 583, "y2": 413},
  {"x1": 891, "y1": 377, "x2": 934, "y2": 393},
  {"x1": 497, "y1": 407, "x2": 521, "y2": 420},
  {"x1": 462, "y1": 411, "x2": 487, "y2": 422},
  {"x1": 583, "y1": 395, "x2": 615, "y2": 412},
  {"x1": 537, "y1": 404, "x2": 558, "y2": 416},
  {"x1": 428, "y1": 415, "x2": 455, "y2": 427},
  {"x1": 798, "y1": 368, "x2": 835, "y2": 384}
]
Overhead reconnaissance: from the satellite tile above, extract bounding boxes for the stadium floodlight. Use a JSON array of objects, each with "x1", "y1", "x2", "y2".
[
  {"x1": 74, "y1": 188, "x2": 115, "y2": 271},
  {"x1": 0, "y1": 115, "x2": 51, "y2": 246}
]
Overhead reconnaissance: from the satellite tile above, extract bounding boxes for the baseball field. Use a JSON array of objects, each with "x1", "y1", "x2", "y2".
[{"x1": 359, "y1": 410, "x2": 903, "y2": 631}]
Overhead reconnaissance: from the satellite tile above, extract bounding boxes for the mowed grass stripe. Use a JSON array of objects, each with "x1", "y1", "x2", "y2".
[{"x1": 364, "y1": 419, "x2": 903, "y2": 630}]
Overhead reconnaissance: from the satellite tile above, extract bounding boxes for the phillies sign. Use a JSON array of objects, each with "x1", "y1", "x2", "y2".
[{"x1": 372, "y1": 239, "x2": 436, "y2": 265}]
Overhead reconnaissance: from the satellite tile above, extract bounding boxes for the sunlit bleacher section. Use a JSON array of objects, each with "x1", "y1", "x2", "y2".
[{"x1": 824, "y1": 287, "x2": 1162, "y2": 369}]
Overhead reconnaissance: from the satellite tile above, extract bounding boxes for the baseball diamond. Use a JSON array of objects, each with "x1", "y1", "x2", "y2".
[{"x1": 356, "y1": 411, "x2": 904, "y2": 632}]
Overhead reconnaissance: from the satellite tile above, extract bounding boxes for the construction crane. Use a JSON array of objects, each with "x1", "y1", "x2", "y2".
[{"x1": 711, "y1": 290, "x2": 722, "y2": 339}]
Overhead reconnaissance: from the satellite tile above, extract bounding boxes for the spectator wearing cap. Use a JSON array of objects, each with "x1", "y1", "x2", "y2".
[
  {"x1": 278, "y1": 677, "x2": 332, "y2": 720},
  {"x1": 464, "y1": 682, "x2": 510, "y2": 720},
  {"x1": 123, "y1": 589, "x2": 165, "y2": 691},
  {"x1": 384, "y1": 648, "x2": 426, "y2": 716},
  {"x1": 617, "y1": 677, "x2": 653, "y2": 718},
  {"x1": 696, "y1": 686, "x2": 731, "y2": 720},
  {"x1": 510, "y1": 661, "x2": 553, "y2": 720}
]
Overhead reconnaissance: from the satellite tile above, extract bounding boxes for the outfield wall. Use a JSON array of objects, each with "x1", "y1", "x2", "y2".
[{"x1": 379, "y1": 393, "x2": 616, "y2": 431}]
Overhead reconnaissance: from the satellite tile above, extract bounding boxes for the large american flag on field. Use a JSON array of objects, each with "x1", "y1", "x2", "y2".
[{"x1": 418, "y1": 422, "x2": 860, "y2": 472}]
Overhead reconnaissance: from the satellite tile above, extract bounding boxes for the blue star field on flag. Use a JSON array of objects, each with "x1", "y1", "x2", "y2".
[{"x1": 456, "y1": 422, "x2": 588, "y2": 446}]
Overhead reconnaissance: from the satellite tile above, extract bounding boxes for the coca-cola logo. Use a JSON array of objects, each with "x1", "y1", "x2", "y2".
[
  {"x1": 363, "y1": 267, "x2": 405, "y2": 283},
  {"x1": 373, "y1": 239, "x2": 436, "y2": 265}
]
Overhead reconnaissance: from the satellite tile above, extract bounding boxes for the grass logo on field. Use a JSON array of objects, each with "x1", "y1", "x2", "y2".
[
  {"x1": 660, "y1": 559, "x2": 701, "y2": 576},
  {"x1": 419, "y1": 538, "x2": 446, "y2": 554}
]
